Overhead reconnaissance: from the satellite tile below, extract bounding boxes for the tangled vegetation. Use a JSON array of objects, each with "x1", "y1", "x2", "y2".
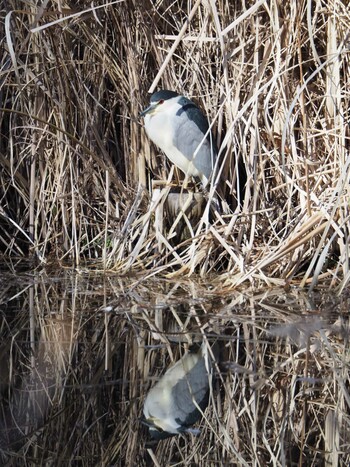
[{"x1": 1, "y1": 0, "x2": 349, "y2": 290}]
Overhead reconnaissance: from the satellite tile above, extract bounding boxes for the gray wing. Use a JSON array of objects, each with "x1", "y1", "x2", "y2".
[
  {"x1": 174, "y1": 98, "x2": 217, "y2": 180},
  {"x1": 171, "y1": 356, "x2": 210, "y2": 427}
]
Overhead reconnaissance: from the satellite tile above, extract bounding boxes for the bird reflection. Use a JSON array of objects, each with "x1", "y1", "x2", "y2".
[{"x1": 143, "y1": 341, "x2": 216, "y2": 440}]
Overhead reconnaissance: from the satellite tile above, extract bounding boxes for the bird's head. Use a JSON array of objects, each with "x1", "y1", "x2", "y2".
[
  {"x1": 141, "y1": 414, "x2": 180, "y2": 440},
  {"x1": 140, "y1": 90, "x2": 181, "y2": 117}
]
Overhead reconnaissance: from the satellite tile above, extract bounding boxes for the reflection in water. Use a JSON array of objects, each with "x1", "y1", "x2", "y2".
[
  {"x1": 0, "y1": 267, "x2": 349, "y2": 465},
  {"x1": 143, "y1": 341, "x2": 217, "y2": 440},
  {"x1": 0, "y1": 281, "x2": 77, "y2": 460}
]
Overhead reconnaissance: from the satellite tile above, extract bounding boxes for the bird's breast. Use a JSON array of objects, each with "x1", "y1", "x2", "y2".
[
  {"x1": 144, "y1": 113, "x2": 175, "y2": 152},
  {"x1": 144, "y1": 113, "x2": 200, "y2": 178}
]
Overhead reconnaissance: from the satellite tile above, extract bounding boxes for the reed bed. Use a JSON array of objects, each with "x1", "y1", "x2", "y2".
[
  {"x1": 1, "y1": 0, "x2": 349, "y2": 289},
  {"x1": 0, "y1": 270, "x2": 349, "y2": 465}
]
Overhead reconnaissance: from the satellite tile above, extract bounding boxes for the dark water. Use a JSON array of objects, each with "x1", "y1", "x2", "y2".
[{"x1": 0, "y1": 264, "x2": 349, "y2": 466}]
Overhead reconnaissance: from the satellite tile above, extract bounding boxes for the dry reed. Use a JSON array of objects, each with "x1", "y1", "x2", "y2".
[{"x1": 0, "y1": 1, "x2": 349, "y2": 289}]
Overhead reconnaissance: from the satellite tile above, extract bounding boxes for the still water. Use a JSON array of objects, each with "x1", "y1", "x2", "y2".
[{"x1": 0, "y1": 265, "x2": 349, "y2": 466}]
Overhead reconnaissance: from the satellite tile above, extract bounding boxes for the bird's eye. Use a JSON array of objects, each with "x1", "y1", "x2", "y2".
[{"x1": 158, "y1": 99, "x2": 164, "y2": 105}]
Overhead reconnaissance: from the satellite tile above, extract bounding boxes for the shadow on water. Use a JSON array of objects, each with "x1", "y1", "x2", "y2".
[{"x1": 0, "y1": 263, "x2": 349, "y2": 466}]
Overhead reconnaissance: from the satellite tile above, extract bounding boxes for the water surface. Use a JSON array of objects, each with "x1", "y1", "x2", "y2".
[{"x1": 0, "y1": 265, "x2": 349, "y2": 466}]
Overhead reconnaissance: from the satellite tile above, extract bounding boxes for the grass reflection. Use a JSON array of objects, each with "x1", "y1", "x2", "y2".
[{"x1": 0, "y1": 269, "x2": 349, "y2": 465}]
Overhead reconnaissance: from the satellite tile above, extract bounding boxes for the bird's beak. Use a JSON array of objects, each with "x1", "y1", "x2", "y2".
[
  {"x1": 140, "y1": 103, "x2": 155, "y2": 118},
  {"x1": 140, "y1": 416, "x2": 154, "y2": 428}
]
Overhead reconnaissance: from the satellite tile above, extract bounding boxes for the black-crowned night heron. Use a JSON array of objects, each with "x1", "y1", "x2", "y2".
[
  {"x1": 140, "y1": 90, "x2": 217, "y2": 188},
  {"x1": 143, "y1": 342, "x2": 215, "y2": 440}
]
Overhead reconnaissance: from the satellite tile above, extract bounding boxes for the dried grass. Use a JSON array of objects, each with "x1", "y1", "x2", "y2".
[{"x1": 1, "y1": 0, "x2": 349, "y2": 289}]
